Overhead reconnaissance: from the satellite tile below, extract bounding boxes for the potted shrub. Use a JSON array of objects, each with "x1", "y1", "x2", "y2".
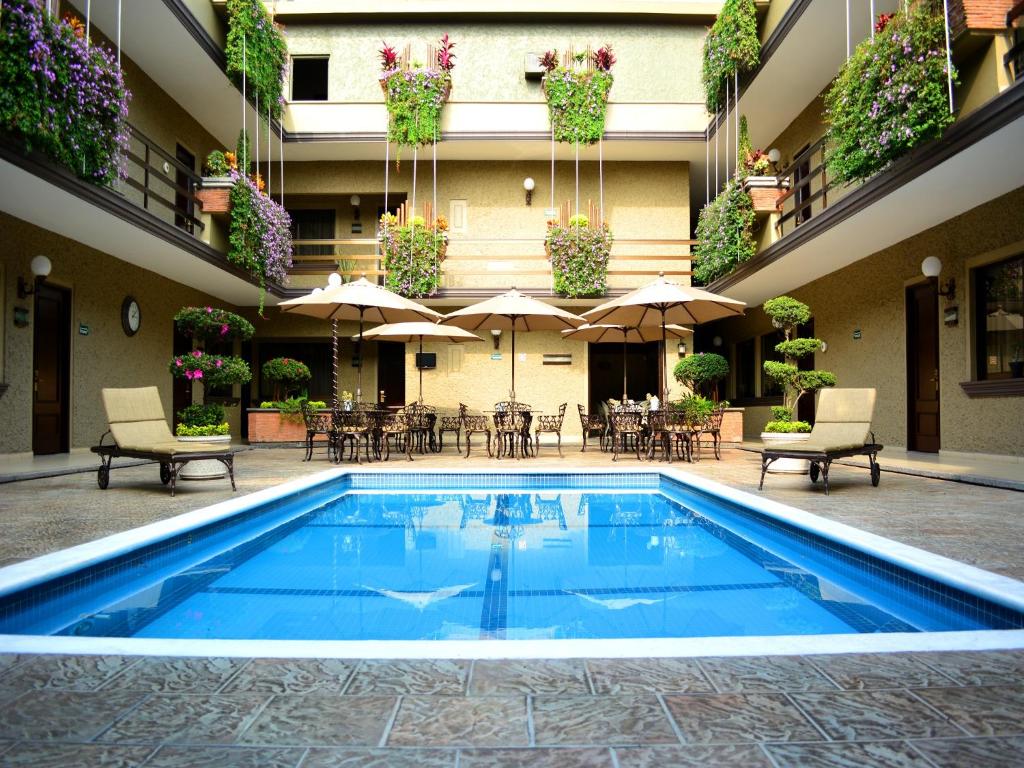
[
  {"x1": 195, "y1": 148, "x2": 237, "y2": 214},
  {"x1": 168, "y1": 306, "x2": 253, "y2": 478},
  {"x1": 262, "y1": 357, "x2": 312, "y2": 401},
  {"x1": 760, "y1": 295, "x2": 836, "y2": 472},
  {"x1": 737, "y1": 116, "x2": 788, "y2": 212},
  {"x1": 673, "y1": 352, "x2": 729, "y2": 400},
  {"x1": 545, "y1": 214, "x2": 613, "y2": 297}
]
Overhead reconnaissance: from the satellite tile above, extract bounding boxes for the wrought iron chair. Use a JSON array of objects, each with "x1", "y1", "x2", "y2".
[
  {"x1": 301, "y1": 401, "x2": 331, "y2": 461},
  {"x1": 534, "y1": 402, "x2": 567, "y2": 458},
  {"x1": 460, "y1": 403, "x2": 493, "y2": 458},
  {"x1": 700, "y1": 403, "x2": 726, "y2": 460},
  {"x1": 493, "y1": 402, "x2": 532, "y2": 459},
  {"x1": 645, "y1": 410, "x2": 673, "y2": 462},
  {"x1": 609, "y1": 405, "x2": 645, "y2": 462},
  {"x1": 332, "y1": 408, "x2": 374, "y2": 464},
  {"x1": 379, "y1": 410, "x2": 413, "y2": 461},
  {"x1": 577, "y1": 404, "x2": 606, "y2": 452},
  {"x1": 437, "y1": 409, "x2": 462, "y2": 453}
]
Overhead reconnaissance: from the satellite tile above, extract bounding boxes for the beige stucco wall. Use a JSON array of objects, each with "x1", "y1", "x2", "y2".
[
  {"x1": 715, "y1": 186, "x2": 1024, "y2": 455},
  {"x1": 0, "y1": 214, "x2": 246, "y2": 455},
  {"x1": 283, "y1": 22, "x2": 706, "y2": 104}
]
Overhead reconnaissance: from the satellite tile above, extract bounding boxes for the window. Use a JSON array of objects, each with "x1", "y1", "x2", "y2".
[
  {"x1": 735, "y1": 338, "x2": 755, "y2": 399},
  {"x1": 974, "y1": 254, "x2": 1024, "y2": 380},
  {"x1": 289, "y1": 209, "x2": 335, "y2": 256},
  {"x1": 760, "y1": 330, "x2": 785, "y2": 397},
  {"x1": 291, "y1": 57, "x2": 329, "y2": 101}
]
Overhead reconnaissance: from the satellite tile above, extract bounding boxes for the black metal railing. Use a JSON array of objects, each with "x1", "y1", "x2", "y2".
[
  {"x1": 121, "y1": 125, "x2": 204, "y2": 233},
  {"x1": 775, "y1": 136, "x2": 830, "y2": 238}
]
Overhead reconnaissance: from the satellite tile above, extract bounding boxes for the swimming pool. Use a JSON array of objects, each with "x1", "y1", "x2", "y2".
[{"x1": 1, "y1": 469, "x2": 1023, "y2": 656}]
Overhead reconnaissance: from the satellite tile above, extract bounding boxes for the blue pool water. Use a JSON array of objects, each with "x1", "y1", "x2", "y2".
[{"x1": 1, "y1": 474, "x2": 1020, "y2": 641}]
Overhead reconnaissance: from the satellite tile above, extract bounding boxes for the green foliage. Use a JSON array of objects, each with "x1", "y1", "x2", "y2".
[
  {"x1": 545, "y1": 221, "x2": 613, "y2": 298},
  {"x1": 168, "y1": 351, "x2": 251, "y2": 395},
  {"x1": 797, "y1": 370, "x2": 838, "y2": 391},
  {"x1": 693, "y1": 180, "x2": 756, "y2": 285},
  {"x1": 176, "y1": 403, "x2": 225, "y2": 428},
  {"x1": 262, "y1": 357, "x2": 312, "y2": 383},
  {"x1": 701, "y1": 0, "x2": 760, "y2": 112},
  {"x1": 764, "y1": 420, "x2": 812, "y2": 433},
  {"x1": 228, "y1": 172, "x2": 293, "y2": 313},
  {"x1": 204, "y1": 150, "x2": 232, "y2": 177},
  {"x1": 673, "y1": 353, "x2": 730, "y2": 397},
  {"x1": 378, "y1": 213, "x2": 448, "y2": 297},
  {"x1": 824, "y1": 3, "x2": 956, "y2": 185},
  {"x1": 380, "y1": 67, "x2": 452, "y2": 162},
  {"x1": 543, "y1": 67, "x2": 614, "y2": 145},
  {"x1": 174, "y1": 306, "x2": 255, "y2": 341},
  {"x1": 259, "y1": 397, "x2": 325, "y2": 422},
  {"x1": 670, "y1": 395, "x2": 716, "y2": 423},
  {"x1": 225, "y1": 0, "x2": 287, "y2": 119},
  {"x1": 770, "y1": 406, "x2": 792, "y2": 421},
  {"x1": 763, "y1": 295, "x2": 811, "y2": 329},
  {"x1": 175, "y1": 422, "x2": 230, "y2": 437},
  {"x1": 775, "y1": 337, "x2": 823, "y2": 359},
  {"x1": 236, "y1": 130, "x2": 251, "y2": 173}
]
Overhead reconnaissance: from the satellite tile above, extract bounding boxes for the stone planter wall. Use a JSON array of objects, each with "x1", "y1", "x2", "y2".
[
  {"x1": 247, "y1": 408, "x2": 327, "y2": 444},
  {"x1": 720, "y1": 407, "x2": 744, "y2": 445}
]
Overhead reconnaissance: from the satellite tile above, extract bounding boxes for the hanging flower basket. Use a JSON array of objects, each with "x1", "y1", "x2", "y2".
[
  {"x1": 693, "y1": 179, "x2": 756, "y2": 285},
  {"x1": 540, "y1": 46, "x2": 615, "y2": 145},
  {"x1": 545, "y1": 214, "x2": 613, "y2": 298},
  {"x1": 379, "y1": 36, "x2": 455, "y2": 162},
  {"x1": 228, "y1": 169, "x2": 293, "y2": 312},
  {"x1": 378, "y1": 212, "x2": 449, "y2": 298}
]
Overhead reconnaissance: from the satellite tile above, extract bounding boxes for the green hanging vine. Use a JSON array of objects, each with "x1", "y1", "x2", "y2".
[
  {"x1": 539, "y1": 46, "x2": 615, "y2": 144},
  {"x1": 701, "y1": 0, "x2": 760, "y2": 113},
  {"x1": 693, "y1": 179, "x2": 756, "y2": 285},
  {"x1": 379, "y1": 36, "x2": 455, "y2": 162},
  {"x1": 225, "y1": 0, "x2": 287, "y2": 119}
]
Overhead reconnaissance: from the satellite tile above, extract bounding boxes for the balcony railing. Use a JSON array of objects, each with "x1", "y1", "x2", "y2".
[
  {"x1": 289, "y1": 237, "x2": 694, "y2": 293},
  {"x1": 121, "y1": 124, "x2": 204, "y2": 234},
  {"x1": 774, "y1": 136, "x2": 833, "y2": 240}
]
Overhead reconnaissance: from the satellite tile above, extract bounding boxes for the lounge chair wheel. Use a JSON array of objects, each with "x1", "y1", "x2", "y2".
[
  {"x1": 159, "y1": 463, "x2": 172, "y2": 485},
  {"x1": 871, "y1": 462, "x2": 881, "y2": 487},
  {"x1": 809, "y1": 462, "x2": 820, "y2": 483},
  {"x1": 97, "y1": 465, "x2": 109, "y2": 490}
]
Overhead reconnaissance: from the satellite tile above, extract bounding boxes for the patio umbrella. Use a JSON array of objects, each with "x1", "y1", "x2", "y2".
[
  {"x1": 359, "y1": 322, "x2": 484, "y2": 403},
  {"x1": 441, "y1": 288, "x2": 585, "y2": 400},
  {"x1": 562, "y1": 323, "x2": 692, "y2": 402},
  {"x1": 582, "y1": 273, "x2": 745, "y2": 402},
  {"x1": 278, "y1": 276, "x2": 442, "y2": 404}
]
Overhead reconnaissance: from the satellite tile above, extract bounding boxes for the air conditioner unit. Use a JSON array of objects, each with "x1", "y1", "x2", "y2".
[{"x1": 524, "y1": 53, "x2": 545, "y2": 81}]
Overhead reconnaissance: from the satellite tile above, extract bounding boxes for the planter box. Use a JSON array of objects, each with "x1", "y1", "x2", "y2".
[
  {"x1": 247, "y1": 408, "x2": 327, "y2": 445},
  {"x1": 743, "y1": 176, "x2": 788, "y2": 213},
  {"x1": 760, "y1": 431, "x2": 811, "y2": 473},
  {"x1": 177, "y1": 434, "x2": 231, "y2": 479},
  {"x1": 195, "y1": 176, "x2": 233, "y2": 214},
  {"x1": 720, "y1": 407, "x2": 744, "y2": 445}
]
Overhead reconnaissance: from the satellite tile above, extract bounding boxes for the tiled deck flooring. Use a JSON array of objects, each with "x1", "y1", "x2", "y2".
[
  {"x1": 0, "y1": 447, "x2": 1022, "y2": 765},
  {"x1": 0, "y1": 652, "x2": 1022, "y2": 766}
]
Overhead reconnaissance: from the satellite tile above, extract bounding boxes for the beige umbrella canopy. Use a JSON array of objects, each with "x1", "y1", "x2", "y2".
[
  {"x1": 562, "y1": 323, "x2": 692, "y2": 402},
  {"x1": 279, "y1": 276, "x2": 442, "y2": 403},
  {"x1": 441, "y1": 288, "x2": 585, "y2": 400},
  {"x1": 359, "y1": 322, "x2": 484, "y2": 403},
  {"x1": 582, "y1": 274, "x2": 746, "y2": 401}
]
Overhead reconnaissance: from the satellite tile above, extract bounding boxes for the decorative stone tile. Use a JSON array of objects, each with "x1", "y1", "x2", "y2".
[
  {"x1": 765, "y1": 740, "x2": 926, "y2": 767},
  {"x1": 469, "y1": 660, "x2": 589, "y2": 695},
  {"x1": 98, "y1": 693, "x2": 269, "y2": 745},
  {"x1": 241, "y1": 694, "x2": 395, "y2": 747},
  {"x1": 101, "y1": 657, "x2": 247, "y2": 693},
  {"x1": 0, "y1": 742, "x2": 153, "y2": 767},
  {"x1": 459, "y1": 747, "x2": 613, "y2": 767},
  {"x1": 0, "y1": 690, "x2": 144, "y2": 741},
  {"x1": 913, "y1": 685, "x2": 1024, "y2": 737},
  {"x1": 586, "y1": 659, "x2": 714, "y2": 695},
  {"x1": 909, "y1": 735, "x2": 1024, "y2": 766},
  {"x1": 0, "y1": 655, "x2": 137, "y2": 694},
  {"x1": 387, "y1": 696, "x2": 528, "y2": 747},
  {"x1": 0, "y1": 656, "x2": 24, "y2": 672},
  {"x1": 808, "y1": 653, "x2": 956, "y2": 690},
  {"x1": 790, "y1": 690, "x2": 964, "y2": 741},
  {"x1": 917, "y1": 652, "x2": 1024, "y2": 687},
  {"x1": 698, "y1": 656, "x2": 836, "y2": 693},
  {"x1": 144, "y1": 745, "x2": 306, "y2": 767},
  {"x1": 614, "y1": 744, "x2": 773, "y2": 767},
  {"x1": 345, "y1": 661, "x2": 467, "y2": 696},
  {"x1": 532, "y1": 695, "x2": 678, "y2": 746},
  {"x1": 301, "y1": 747, "x2": 456, "y2": 767},
  {"x1": 222, "y1": 659, "x2": 357, "y2": 695},
  {"x1": 663, "y1": 693, "x2": 821, "y2": 744}
]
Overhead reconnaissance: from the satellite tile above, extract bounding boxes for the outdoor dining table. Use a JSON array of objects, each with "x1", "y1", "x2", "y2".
[{"x1": 485, "y1": 408, "x2": 540, "y2": 460}]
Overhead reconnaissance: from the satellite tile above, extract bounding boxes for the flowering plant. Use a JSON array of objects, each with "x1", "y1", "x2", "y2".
[
  {"x1": 262, "y1": 357, "x2": 312, "y2": 400},
  {"x1": 378, "y1": 213, "x2": 448, "y2": 297},
  {"x1": 541, "y1": 47, "x2": 614, "y2": 145},
  {"x1": 379, "y1": 36, "x2": 455, "y2": 163},
  {"x1": 701, "y1": 0, "x2": 759, "y2": 112},
  {"x1": 0, "y1": 1, "x2": 131, "y2": 185},
  {"x1": 545, "y1": 214, "x2": 613, "y2": 297},
  {"x1": 203, "y1": 150, "x2": 236, "y2": 177},
  {"x1": 225, "y1": 0, "x2": 287, "y2": 118},
  {"x1": 693, "y1": 179, "x2": 756, "y2": 285},
  {"x1": 168, "y1": 350, "x2": 251, "y2": 389},
  {"x1": 228, "y1": 169, "x2": 293, "y2": 312},
  {"x1": 174, "y1": 306, "x2": 255, "y2": 342},
  {"x1": 736, "y1": 116, "x2": 772, "y2": 176},
  {"x1": 825, "y1": 3, "x2": 956, "y2": 185}
]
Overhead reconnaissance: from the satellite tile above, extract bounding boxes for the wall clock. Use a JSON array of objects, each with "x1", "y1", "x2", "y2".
[{"x1": 121, "y1": 296, "x2": 141, "y2": 336}]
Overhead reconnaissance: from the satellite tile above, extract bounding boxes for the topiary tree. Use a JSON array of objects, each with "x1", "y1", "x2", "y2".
[
  {"x1": 761, "y1": 296, "x2": 836, "y2": 429},
  {"x1": 262, "y1": 357, "x2": 312, "y2": 401},
  {"x1": 673, "y1": 352, "x2": 729, "y2": 400}
]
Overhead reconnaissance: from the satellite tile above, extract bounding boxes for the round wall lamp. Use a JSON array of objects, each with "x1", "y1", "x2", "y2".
[
  {"x1": 712, "y1": 335, "x2": 723, "y2": 347},
  {"x1": 523, "y1": 177, "x2": 535, "y2": 206},
  {"x1": 921, "y1": 256, "x2": 955, "y2": 299},
  {"x1": 349, "y1": 194, "x2": 361, "y2": 207},
  {"x1": 327, "y1": 272, "x2": 342, "y2": 288},
  {"x1": 491, "y1": 329, "x2": 502, "y2": 349},
  {"x1": 17, "y1": 254, "x2": 52, "y2": 299}
]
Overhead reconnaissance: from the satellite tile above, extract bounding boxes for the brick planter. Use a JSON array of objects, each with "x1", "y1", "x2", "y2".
[
  {"x1": 247, "y1": 408, "x2": 328, "y2": 445},
  {"x1": 720, "y1": 407, "x2": 744, "y2": 445},
  {"x1": 195, "y1": 177, "x2": 233, "y2": 214},
  {"x1": 743, "y1": 176, "x2": 787, "y2": 213}
]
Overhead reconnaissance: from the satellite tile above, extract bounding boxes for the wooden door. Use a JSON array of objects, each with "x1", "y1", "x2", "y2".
[
  {"x1": 175, "y1": 144, "x2": 195, "y2": 234},
  {"x1": 907, "y1": 282, "x2": 940, "y2": 452},
  {"x1": 32, "y1": 283, "x2": 71, "y2": 454},
  {"x1": 172, "y1": 322, "x2": 192, "y2": 423},
  {"x1": 376, "y1": 341, "x2": 406, "y2": 406}
]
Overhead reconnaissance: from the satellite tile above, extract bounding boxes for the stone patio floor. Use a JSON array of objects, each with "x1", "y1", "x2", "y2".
[{"x1": 0, "y1": 446, "x2": 1022, "y2": 766}]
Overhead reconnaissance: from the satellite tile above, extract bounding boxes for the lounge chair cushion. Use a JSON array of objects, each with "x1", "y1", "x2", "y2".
[
  {"x1": 764, "y1": 389, "x2": 877, "y2": 454},
  {"x1": 101, "y1": 386, "x2": 230, "y2": 455}
]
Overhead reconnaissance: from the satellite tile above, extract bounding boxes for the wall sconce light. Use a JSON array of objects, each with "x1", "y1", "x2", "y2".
[
  {"x1": 17, "y1": 255, "x2": 52, "y2": 299},
  {"x1": 677, "y1": 341, "x2": 687, "y2": 356},
  {"x1": 712, "y1": 335, "x2": 723, "y2": 347},
  {"x1": 491, "y1": 329, "x2": 502, "y2": 350},
  {"x1": 523, "y1": 177, "x2": 535, "y2": 206},
  {"x1": 327, "y1": 272, "x2": 342, "y2": 289},
  {"x1": 921, "y1": 256, "x2": 955, "y2": 300},
  {"x1": 767, "y1": 147, "x2": 781, "y2": 173}
]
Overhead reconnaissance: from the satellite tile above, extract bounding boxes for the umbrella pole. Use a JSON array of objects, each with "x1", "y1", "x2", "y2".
[
  {"x1": 622, "y1": 335, "x2": 628, "y2": 402},
  {"x1": 511, "y1": 326, "x2": 516, "y2": 401},
  {"x1": 418, "y1": 335, "x2": 424, "y2": 403},
  {"x1": 660, "y1": 310, "x2": 667, "y2": 405},
  {"x1": 357, "y1": 307, "x2": 365, "y2": 403},
  {"x1": 331, "y1": 319, "x2": 339, "y2": 411}
]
